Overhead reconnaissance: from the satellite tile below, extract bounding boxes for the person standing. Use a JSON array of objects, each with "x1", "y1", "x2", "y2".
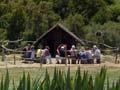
[
  {"x1": 22, "y1": 46, "x2": 27, "y2": 59},
  {"x1": 70, "y1": 45, "x2": 77, "y2": 64},
  {"x1": 56, "y1": 44, "x2": 67, "y2": 64},
  {"x1": 30, "y1": 46, "x2": 35, "y2": 60},
  {"x1": 93, "y1": 45, "x2": 101, "y2": 64},
  {"x1": 56, "y1": 44, "x2": 66, "y2": 64},
  {"x1": 26, "y1": 44, "x2": 32, "y2": 58}
]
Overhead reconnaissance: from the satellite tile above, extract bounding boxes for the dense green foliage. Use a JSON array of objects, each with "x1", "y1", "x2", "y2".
[
  {"x1": 0, "y1": 67, "x2": 120, "y2": 90},
  {"x1": 0, "y1": 0, "x2": 120, "y2": 46}
]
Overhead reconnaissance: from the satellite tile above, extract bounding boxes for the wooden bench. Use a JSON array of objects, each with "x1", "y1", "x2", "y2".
[
  {"x1": 22, "y1": 57, "x2": 47, "y2": 64},
  {"x1": 22, "y1": 58, "x2": 39, "y2": 63},
  {"x1": 67, "y1": 55, "x2": 77, "y2": 64}
]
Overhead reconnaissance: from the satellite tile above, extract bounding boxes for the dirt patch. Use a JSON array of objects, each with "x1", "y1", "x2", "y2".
[{"x1": 0, "y1": 60, "x2": 120, "y2": 69}]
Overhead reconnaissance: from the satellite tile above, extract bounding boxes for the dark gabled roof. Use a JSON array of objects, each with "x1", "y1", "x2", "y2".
[{"x1": 34, "y1": 23, "x2": 85, "y2": 45}]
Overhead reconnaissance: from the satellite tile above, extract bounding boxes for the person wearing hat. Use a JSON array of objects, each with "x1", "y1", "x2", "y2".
[
  {"x1": 59, "y1": 46, "x2": 65, "y2": 57},
  {"x1": 70, "y1": 45, "x2": 77, "y2": 64},
  {"x1": 93, "y1": 45, "x2": 101, "y2": 64},
  {"x1": 56, "y1": 44, "x2": 64, "y2": 55},
  {"x1": 56, "y1": 44, "x2": 67, "y2": 64}
]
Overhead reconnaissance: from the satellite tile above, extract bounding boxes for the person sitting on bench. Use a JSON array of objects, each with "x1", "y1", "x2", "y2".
[
  {"x1": 23, "y1": 44, "x2": 32, "y2": 59},
  {"x1": 79, "y1": 48, "x2": 87, "y2": 64},
  {"x1": 42, "y1": 46, "x2": 51, "y2": 64},
  {"x1": 70, "y1": 45, "x2": 77, "y2": 64},
  {"x1": 30, "y1": 46, "x2": 35, "y2": 61}
]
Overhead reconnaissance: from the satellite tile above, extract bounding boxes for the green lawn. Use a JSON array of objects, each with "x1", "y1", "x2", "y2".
[
  {"x1": 0, "y1": 53, "x2": 120, "y2": 89},
  {"x1": 0, "y1": 65, "x2": 120, "y2": 89}
]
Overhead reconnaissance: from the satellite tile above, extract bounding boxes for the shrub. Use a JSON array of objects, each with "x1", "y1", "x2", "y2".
[{"x1": 0, "y1": 67, "x2": 120, "y2": 90}]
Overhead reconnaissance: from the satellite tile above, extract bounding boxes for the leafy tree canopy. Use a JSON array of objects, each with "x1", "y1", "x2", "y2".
[{"x1": 0, "y1": 0, "x2": 119, "y2": 47}]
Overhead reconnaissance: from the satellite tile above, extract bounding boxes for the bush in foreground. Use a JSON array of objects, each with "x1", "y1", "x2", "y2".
[{"x1": 0, "y1": 67, "x2": 120, "y2": 90}]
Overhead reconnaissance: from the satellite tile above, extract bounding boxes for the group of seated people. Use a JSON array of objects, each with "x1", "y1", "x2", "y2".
[
  {"x1": 22, "y1": 43, "x2": 101, "y2": 64},
  {"x1": 22, "y1": 44, "x2": 51, "y2": 63},
  {"x1": 22, "y1": 44, "x2": 35, "y2": 60},
  {"x1": 56, "y1": 44, "x2": 101, "y2": 64}
]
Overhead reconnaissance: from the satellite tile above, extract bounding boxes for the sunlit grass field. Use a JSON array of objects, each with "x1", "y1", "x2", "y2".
[
  {"x1": 0, "y1": 65, "x2": 120, "y2": 89},
  {"x1": 0, "y1": 54, "x2": 120, "y2": 89}
]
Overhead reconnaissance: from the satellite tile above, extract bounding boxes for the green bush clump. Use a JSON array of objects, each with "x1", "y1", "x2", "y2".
[{"x1": 0, "y1": 67, "x2": 120, "y2": 90}]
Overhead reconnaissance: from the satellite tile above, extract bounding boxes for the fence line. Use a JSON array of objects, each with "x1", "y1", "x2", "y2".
[
  {"x1": 82, "y1": 39, "x2": 117, "y2": 49},
  {"x1": 1, "y1": 45, "x2": 119, "y2": 64},
  {"x1": 0, "y1": 39, "x2": 119, "y2": 64},
  {"x1": 0, "y1": 39, "x2": 23, "y2": 43}
]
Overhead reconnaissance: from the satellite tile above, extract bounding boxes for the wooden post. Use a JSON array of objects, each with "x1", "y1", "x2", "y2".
[
  {"x1": 68, "y1": 55, "x2": 70, "y2": 64},
  {"x1": 39, "y1": 49, "x2": 43, "y2": 67},
  {"x1": 40, "y1": 55, "x2": 42, "y2": 67},
  {"x1": 1, "y1": 41, "x2": 5, "y2": 61},
  {"x1": 2, "y1": 48, "x2": 5, "y2": 61},
  {"x1": 65, "y1": 45, "x2": 67, "y2": 65},
  {"x1": 13, "y1": 50, "x2": 16, "y2": 65},
  {"x1": 115, "y1": 48, "x2": 119, "y2": 64}
]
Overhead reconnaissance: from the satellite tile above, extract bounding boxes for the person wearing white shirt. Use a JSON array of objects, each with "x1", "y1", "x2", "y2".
[
  {"x1": 93, "y1": 45, "x2": 101, "y2": 64},
  {"x1": 70, "y1": 45, "x2": 77, "y2": 64}
]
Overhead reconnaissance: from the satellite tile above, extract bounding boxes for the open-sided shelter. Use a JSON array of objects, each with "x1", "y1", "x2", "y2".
[{"x1": 34, "y1": 24, "x2": 85, "y2": 57}]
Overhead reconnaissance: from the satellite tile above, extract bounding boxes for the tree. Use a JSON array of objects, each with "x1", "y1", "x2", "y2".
[
  {"x1": 0, "y1": 0, "x2": 119, "y2": 48},
  {"x1": 103, "y1": 0, "x2": 115, "y2": 4},
  {"x1": 64, "y1": 14, "x2": 85, "y2": 38},
  {"x1": 110, "y1": 3, "x2": 120, "y2": 22},
  {"x1": 0, "y1": 13, "x2": 11, "y2": 29},
  {"x1": 91, "y1": 6, "x2": 112, "y2": 24},
  {"x1": 101, "y1": 21, "x2": 120, "y2": 47},
  {"x1": 47, "y1": 11, "x2": 60, "y2": 28},
  {"x1": 0, "y1": 28, "x2": 7, "y2": 39},
  {"x1": 84, "y1": 21, "x2": 120, "y2": 47},
  {"x1": 83, "y1": 23, "x2": 102, "y2": 42},
  {"x1": 25, "y1": 1, "x2": 60, "y2": 39},
  {"x1": 74, "y1": 0, "x2": 107, "y2": 24},
  {"x1": 0, "y1": 3, "x2": 11, "y2": 17},
  {"x1": 7, "y1": 6, "x2": 26, "y2": 40},
  {"x1": 67, "y1": 0, "x2": 76, "y2": 14},
  {"x1": 23, "y1": 29, "x2": 36, "y2": 41},
  {"x1": 51, "y1": 0, "x2": 69, "y2": 19}
]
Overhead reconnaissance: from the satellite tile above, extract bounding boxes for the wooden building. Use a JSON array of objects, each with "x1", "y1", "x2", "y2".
[{"x1": 34, "y1": 24, "x2": 85, "y2": 57}]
